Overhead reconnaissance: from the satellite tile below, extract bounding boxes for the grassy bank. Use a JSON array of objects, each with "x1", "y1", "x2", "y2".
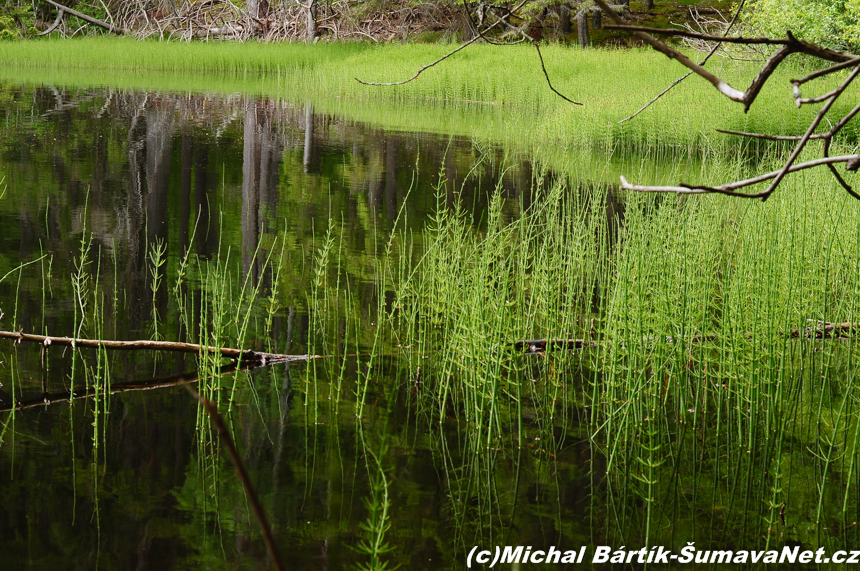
[{"x1": 3, "y1": 38, "x2": 858, "y2": 163}]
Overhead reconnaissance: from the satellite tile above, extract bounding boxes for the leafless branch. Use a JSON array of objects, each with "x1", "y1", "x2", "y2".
[
  {"x1": 714, "y1": 129, "x2": 825, "y2": 141},
  {"x1": 0, "y1": 329, "x2": 317, "y2": 364},
  {"x1": 354, "y1": 32, "x2": 485, "y2": 86},
  {"x1": 533, "y1": 41, "x2": 582, "y2": 105},
  {"x1": 38, "y1": 7, "x2": 65, "y2": 36},
  {"x1": 44, "y1": 0, "x2": 124, "y2": 34},
  {"x1": 619, "y1": 154, "x2": 860, "y2": 197},
  {"x1": 618, "y1": 0, "x2": 747, "y2": 124},
  {"x1": 598, "y1": 0, "x2": 860, "y2": 201},
  {"x1": 183, "y1": 382, "x2": 286, "y2": 571}
]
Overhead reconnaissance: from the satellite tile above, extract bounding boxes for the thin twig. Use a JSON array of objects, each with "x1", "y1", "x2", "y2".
[
  {"x1": 355, "y1": 0, "x2": 528, "y2": 86},
  {"x1": 618, "y1": 0, "x2": 746, "y2": 124},
  {"x1": 0, "y1": 361, "x2": 250, "y2": 413},
  {"x1": 533, "y1": 41, "x2": 582, "y2": 105},
  {"x1": 715, "y1": 128, "x2": 827, "y2": 141},
  {"x1": 619, "y1": 154, "x2": 860, "y2": 196},
  {"x1": 793, "y1": 56, "x2": 860, "y2": 86},
  {"x1": 758, "y1": 65, "x2": 860, "y2": 199}
]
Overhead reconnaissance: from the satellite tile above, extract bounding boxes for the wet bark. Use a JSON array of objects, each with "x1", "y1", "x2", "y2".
[
  {"x1": 125, "y1": 96, "x2": 148, "y2": 333},
  {"x1": 179, "y1": 130, "x2": 192, "y2": 260},
  {"x1": 384, "y1": 138, "x2": 398, "y2": 223},
  {"x1": 461, "y1": 2, "x2": 477, "y2": 41},
  {"x1": 193, "y1": 137, "x2": 216, "y2": 257},
  {"x1": 248, "y1": 0, "x2": 269, "y2": 19},
  {"x1": 145, "y1": 100, "x2": 175, "y2": 336},
  {"x1": 145, "y1": 100, "x2": 175, "y2": 246},
  {"x1": 303, "y1": 103, "x2": 315, "y2": 173}
]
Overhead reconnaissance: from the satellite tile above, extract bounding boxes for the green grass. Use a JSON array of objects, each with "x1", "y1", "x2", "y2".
[{"x1": 3, "y1": 37, "x2": 859, "y2": 165}]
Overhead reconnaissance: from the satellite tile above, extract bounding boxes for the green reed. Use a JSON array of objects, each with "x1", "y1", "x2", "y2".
[
  {"x1": 353, "y1": 416, "x2": 396, "y2": 571},
  {"x1": 314, "y1": 141, "x2": 860, "y2": 552},
  {"x1": 147, "y1": 236, "x2": 167, "y2": 341}
]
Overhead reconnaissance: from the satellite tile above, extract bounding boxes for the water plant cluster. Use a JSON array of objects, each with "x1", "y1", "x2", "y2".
[
  {"x1": 3, "y1": 44, "x2": 860, "y2": 566},
  {"x1": 288, "y1": 142, "x2": 860, "y2": 556}
]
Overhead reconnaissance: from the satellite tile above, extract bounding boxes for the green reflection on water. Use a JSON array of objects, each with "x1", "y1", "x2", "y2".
[{"x1": 1, "y1": 80, "x2": 859, "y2": 570}]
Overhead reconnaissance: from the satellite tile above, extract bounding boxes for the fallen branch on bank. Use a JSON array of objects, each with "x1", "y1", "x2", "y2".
[{"x1": 0, "y1": 330, "x2": 318, "y2": 364}]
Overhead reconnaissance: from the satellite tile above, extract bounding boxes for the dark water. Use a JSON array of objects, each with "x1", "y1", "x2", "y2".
[
  {"x1": 8, "y1": 83, "x2": 848, "y2": 571},
  {"x1": 0, "y1": 84, "x2": 605, "y2": 570}
]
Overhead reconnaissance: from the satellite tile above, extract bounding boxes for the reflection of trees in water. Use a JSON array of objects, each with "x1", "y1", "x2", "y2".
[{"x1": 242, "y1": 98, "x2": 282, "y2": 282}]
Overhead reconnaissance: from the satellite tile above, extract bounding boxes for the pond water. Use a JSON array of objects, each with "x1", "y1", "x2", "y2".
[
  {"x1": 0, "y1": 84, "x2": 591, "y2": 569},
  {"x1": 2, "y1": 82, "x2": 859, "y2": 570}
]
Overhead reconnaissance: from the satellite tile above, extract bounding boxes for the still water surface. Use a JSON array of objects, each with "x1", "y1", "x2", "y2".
[
  {"x1": 4, "y1": 81, "x2": 851, "y2": 570},
  {"x1": 0, "y1": 84, "x2": 596, "y2": 569}
]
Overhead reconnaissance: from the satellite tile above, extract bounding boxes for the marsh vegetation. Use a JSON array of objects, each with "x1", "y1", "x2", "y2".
[{"x1": 2, "y1": 41, "x2": 860, "y2": 568}]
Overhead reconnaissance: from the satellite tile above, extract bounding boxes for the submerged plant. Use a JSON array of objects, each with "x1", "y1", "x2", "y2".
[
  {"x1": 147, "y1": 236, "x2": 167, "y2": 341},
  {"x1": 353, "y1": 416, "x2": 396, "y2": 571}
]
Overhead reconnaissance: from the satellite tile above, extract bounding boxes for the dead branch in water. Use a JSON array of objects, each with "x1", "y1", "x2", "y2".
[
  {"x1": 0, "y1": 360, "x2": 257, "y2": 412},
  {"x1": 182, "y1": 381, "x2": 286, "y2": 571},
  {"x1": 0, "y1": 330, "x2": 317, "y2": 364},
  {"x1": 517, "y1": 322, "x2": 860, "y2": 354}
]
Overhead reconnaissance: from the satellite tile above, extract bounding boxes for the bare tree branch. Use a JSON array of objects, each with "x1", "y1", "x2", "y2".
[
  {"x1": 355, "y1": 0, "x2": 581, "y2": 106},
  {"x1": 533, "y1": 41, "x2": 583, "y2": 105},
  {"x1": 619, "y1": 155, "x2": 860, "y2": 197},
  {"x1": 599, "y1": 0, "x2": 860, "y2": 201},
  {"x1": 38, "y1": 7, "x2": 65, "y2": 36},
  {"x1": 756, "y1": 65, "x2": 860, "y2": 198},
  {"x1": 793, "y1": 57, "x2": 860, "y2": 86},
  {"x1": 183, "y1": 382, "x2": 286, "y2": 571},
  {"x1": 355, "y1": 35, "x2": 484, "y2": 86},
  {"x1": 44, "y1": 0, "x2": 124, "y2": 34},
  {"x1": 715, "y1": 129, "x2": 826, "y2": 141},
  {"x1": 0, "y1": 329, "x2": 316, "y2": 364},
  {"x1": 618, "y1": 0, "x2": 748, "y2": 124}
]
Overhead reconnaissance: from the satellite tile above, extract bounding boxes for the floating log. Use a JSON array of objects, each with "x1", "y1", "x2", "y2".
[
  {"x1": 0, "y1": 330, "x2": 317, "y2": 364},
  {"x1": 789, "y1": 321, "x2": 860, "y2": 339}
]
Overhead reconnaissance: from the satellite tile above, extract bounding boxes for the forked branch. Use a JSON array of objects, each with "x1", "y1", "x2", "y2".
[{"x1": 597, "y1": 0, "x2": 860, "y2": 201}]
